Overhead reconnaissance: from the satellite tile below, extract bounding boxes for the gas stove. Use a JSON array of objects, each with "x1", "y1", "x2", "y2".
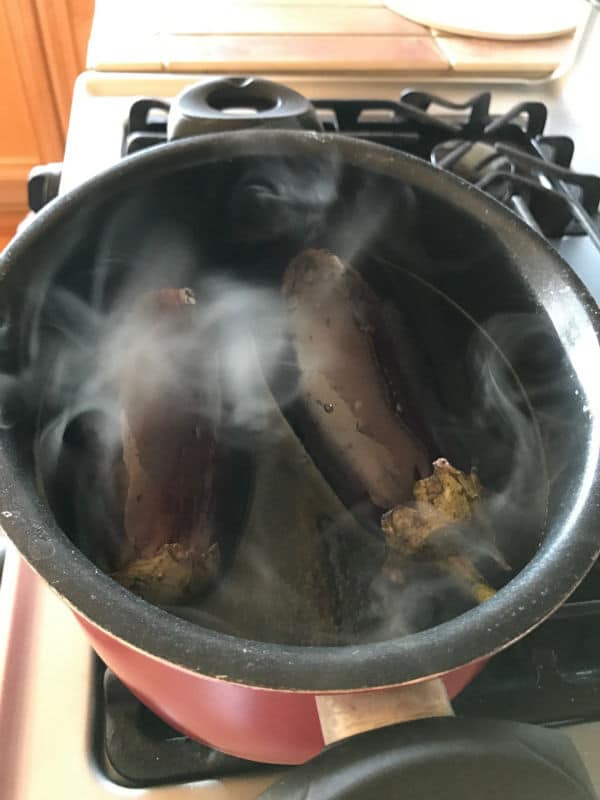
[
  {"x1": 2, "y1": 10, "x2": 600, "y2": 799},
  {"x1": 120, "y1": 86, "x2": 600, "y2": 293}
]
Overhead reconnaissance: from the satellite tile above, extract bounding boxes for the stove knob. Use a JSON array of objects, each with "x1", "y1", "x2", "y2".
[{"x1": 27, "y1": 162, "x2": 63, "y2": 212}]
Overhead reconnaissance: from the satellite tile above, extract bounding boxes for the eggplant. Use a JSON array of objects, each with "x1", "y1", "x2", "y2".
[
  {"x1": 282, "y1": 249, "x2": 431, "y2": 512},
  {"x1": 381, "y1": 458, "x2": 497, "y2": 604},
  {"x1": 113, "y1": 288, "x2": 220, "y2": 604}
]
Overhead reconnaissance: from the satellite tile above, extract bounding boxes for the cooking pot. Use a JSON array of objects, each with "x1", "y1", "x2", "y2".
[{"x1": 1, "y1": 78, "x2": 600, "y2": 772}]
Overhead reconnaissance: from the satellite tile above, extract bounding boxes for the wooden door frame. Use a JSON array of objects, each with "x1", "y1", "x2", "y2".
[
  {"x1": 32, "y1": 0, "x2": 93, "y2": 134},
  {"x1": 1, "y1": 0, "x2": 65, "y2": 160}
]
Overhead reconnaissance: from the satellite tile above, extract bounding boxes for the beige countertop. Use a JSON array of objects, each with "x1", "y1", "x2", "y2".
[{"x1": 87, "y1": 0, "x2": 580, "y2": 79}]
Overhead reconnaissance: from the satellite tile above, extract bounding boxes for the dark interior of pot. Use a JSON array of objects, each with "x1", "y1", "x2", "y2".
[{"x1": 0, "y1": 148, "x2": 584, "y2": 648}]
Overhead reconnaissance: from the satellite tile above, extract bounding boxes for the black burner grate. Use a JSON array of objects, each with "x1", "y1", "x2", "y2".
[
  {"x1": 122, "y1": 90, "x2": 600, "y2": 249},
  {"x1": 97, "y1": 662, "x2": 274, "y2": 787},
  {"x1": 454, "y1": 599, "x2": 600, "y2": 725}
]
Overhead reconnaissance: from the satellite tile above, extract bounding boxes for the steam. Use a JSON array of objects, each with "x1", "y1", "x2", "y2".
[{"x1": 0, "y1": 154, "x2": 560, "y2": 647}]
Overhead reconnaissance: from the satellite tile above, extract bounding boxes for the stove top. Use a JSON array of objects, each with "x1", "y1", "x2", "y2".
[
  {"x1": 122, "y1": 89, "x2": 600, "y2": 297},
  {"x1": 3, "y1": 16, "x2": 600, "y2": 792},
  {"x1": 100, "y1": 664, "x2": 275, "y2": 786},
  {"x1": 81, "y1": 81, "x2": 600, "y2": 789}
]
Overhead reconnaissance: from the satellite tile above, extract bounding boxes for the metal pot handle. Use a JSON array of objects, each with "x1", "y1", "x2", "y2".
[{"x1": 167, "y1": 76, "x2": 322, "y2": 140}]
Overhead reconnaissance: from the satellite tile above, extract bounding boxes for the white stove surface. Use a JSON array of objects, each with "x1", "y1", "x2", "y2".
[{"x1": 2, "y1": 13, "x2": 600, "y2": 795}]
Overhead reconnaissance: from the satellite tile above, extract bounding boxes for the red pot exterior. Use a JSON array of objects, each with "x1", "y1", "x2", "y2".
[{"x1": 77, "y1": 613, "x2": 487, "y2": 764}]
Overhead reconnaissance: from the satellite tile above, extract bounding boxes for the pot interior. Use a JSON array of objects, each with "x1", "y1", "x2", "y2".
[{"x1": 0, "y1": 144, "x2": 590, "y2": 651}]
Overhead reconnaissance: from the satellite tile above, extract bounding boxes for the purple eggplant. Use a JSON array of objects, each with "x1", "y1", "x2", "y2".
[{"x1": 283, "y1": 249, "x2": 431, "y2": 511}]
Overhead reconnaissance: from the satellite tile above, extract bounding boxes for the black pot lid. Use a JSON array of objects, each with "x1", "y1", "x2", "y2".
[{"x1": 259, "y1": 717, "x2": 597, "y2": 799}]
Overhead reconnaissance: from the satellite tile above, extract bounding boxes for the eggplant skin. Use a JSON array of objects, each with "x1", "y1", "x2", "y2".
[
  {"x1": 283, "y1": 249, "x2": 430, "y2": 510},
  {"x1": 115, "y1": 288, "x2": 220, "y2": 603}
]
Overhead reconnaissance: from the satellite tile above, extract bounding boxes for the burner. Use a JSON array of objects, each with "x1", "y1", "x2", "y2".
[{"x1": 431, "y1": 139, "x2": 516, "y2": 193}]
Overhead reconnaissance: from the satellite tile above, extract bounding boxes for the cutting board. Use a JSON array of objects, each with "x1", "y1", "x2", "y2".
[
  {"x1": 384, "y1": 0, "x2": 587, "y2": 40},
  {"x1": 87, "y1": 0, "x2": 576, "y2": 77}
]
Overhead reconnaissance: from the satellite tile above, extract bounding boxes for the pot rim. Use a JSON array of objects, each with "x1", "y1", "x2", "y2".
[{"x1": 2, "y1": 129, "x2": 600, "y2": 692}]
